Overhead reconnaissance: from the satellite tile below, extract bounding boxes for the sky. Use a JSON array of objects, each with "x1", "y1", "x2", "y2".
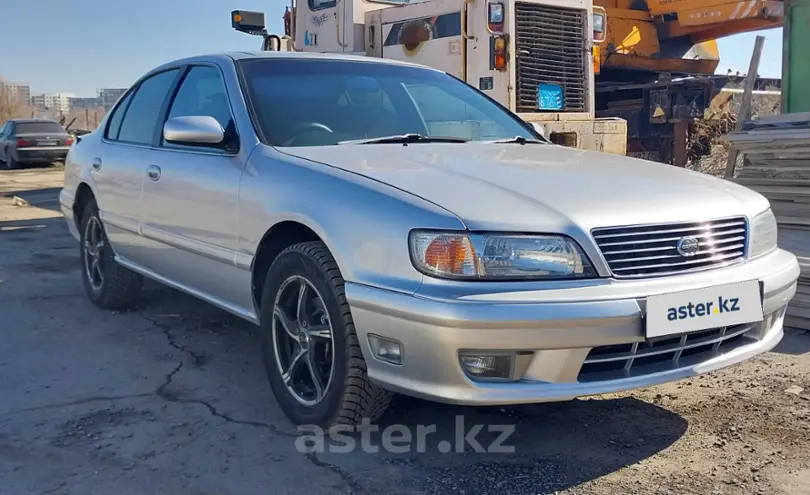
[{"x1": 0, "y1": 0, "x2": 785, "y2": 97}]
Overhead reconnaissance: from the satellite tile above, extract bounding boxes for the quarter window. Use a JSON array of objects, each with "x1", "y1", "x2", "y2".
[
  {"x1": 117, "y1": 69, "x2": 180, "y2": 145},
  {"x1": 105, "y1": 90, "x2": 135, "y2": 141}
]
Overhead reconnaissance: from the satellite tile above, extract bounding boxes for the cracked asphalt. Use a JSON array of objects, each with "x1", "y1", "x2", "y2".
[{"x1": 1, "y1": 168, "x2": 810, "y2": 495}]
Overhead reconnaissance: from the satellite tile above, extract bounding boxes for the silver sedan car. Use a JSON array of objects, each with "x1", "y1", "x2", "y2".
[{"x1": 59, "y1": 52, "x2": 800, "y2": 427}]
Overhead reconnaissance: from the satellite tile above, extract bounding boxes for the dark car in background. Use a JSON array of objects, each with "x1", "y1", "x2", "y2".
[{"x1": 0, "y1": 119, "x2": 74, "y2": 170}]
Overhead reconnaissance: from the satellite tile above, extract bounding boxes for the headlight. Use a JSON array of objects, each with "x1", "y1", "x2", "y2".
[
  {"x1": 409, "y1": 231, "x2": 596, "y2": 280},
  {"x1": 749, "y1": 208, "x2": 778, "y2": 258}
]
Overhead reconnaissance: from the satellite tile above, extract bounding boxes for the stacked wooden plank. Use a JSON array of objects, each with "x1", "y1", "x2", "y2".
[{"x1": 724, "y1": 112, "x2": 810, "y2": 331}]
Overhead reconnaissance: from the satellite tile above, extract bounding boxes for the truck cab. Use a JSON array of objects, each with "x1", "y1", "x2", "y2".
[{"x1": 234, "y1": 0, "x2": 627, "y2": 154}]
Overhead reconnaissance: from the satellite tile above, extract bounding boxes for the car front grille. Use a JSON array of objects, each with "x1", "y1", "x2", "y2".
[
  {"x1": 591, "y1": 217, "x2": 748, "y2": 278},
  {"x1": 578, "y1": 324, "x2": 759, "y2": 382},
  {"x1": 513, "y1": 2, "x2": 588, "y2": 113}
]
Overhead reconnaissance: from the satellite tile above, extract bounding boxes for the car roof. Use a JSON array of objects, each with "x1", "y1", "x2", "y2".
[
  {"x1": 227, "y1": 51, "x2": 433, "y2": 68},
  {"x1": 8, "y1": 118, "x2": 61, "y2": 124},
  {"x1": 148, "y1": 51, "x2": 440, "y2": 74}
]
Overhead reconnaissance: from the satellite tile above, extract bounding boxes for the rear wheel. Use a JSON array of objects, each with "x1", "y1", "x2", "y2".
[
  {"x1": 260, "y1": 241, "x2": 393, "y2": 427},
  {"x1": 79, "y1": 200, "x2": 143, "y2": 309},
  {"x1": 5, "y1": 152, "x2": 19, "y2": 170}
]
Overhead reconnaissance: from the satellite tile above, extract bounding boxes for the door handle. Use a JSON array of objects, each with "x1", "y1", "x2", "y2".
[
  {"x1": 147, "y1": 164, "x2": 161, "y2": 181},
  {"x1": 91, "y1": 158, "x2": 102, "y2": 171}
]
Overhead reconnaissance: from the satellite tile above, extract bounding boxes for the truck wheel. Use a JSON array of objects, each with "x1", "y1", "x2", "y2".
[
  {"x1": 260, "y1": 241, "x2": 393, "y2": 427},
  {"x1": 79, "y1": 200, "x2": 143, "y2": 309}
]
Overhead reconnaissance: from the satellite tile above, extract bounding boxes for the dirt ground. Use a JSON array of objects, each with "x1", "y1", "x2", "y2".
[{"x1": 1, "y1": 167, "x2": 809, "y2": 495}]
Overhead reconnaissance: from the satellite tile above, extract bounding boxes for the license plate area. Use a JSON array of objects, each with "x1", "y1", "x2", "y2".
[
  {"x1": 37, "y1": 141, "x2": 58, "y2": 146},
  {"x1": 645, "y1": 280, "x2": 763, "y2": 339},
  {"x1": 538, "y1": 83, "x2": 564, "y2": 110}
]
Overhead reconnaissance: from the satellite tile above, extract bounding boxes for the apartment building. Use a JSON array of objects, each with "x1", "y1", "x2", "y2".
[
  {"x1": 4, "y1": 83, "x2": 31, "y2": 104},
  {"x1": 97, "y1": 88, "x2": 127, "y2": 110},
  {"x1": 31, "y1": 92, "x2": 75, "y2": 113},
  {"x1": 69, "y1": 96, "x2": 102, "y2": 109}
]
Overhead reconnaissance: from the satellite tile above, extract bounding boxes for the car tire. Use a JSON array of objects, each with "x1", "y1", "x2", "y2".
[
  {"x1": 79, "y1": 200, "x2": 143, "y2": 309},
  {"x1": 260, "y1": 241, "x2": 393, "y2": 427},
  {"x1": 5, "y1": 153, "x2": 19, "y2": 170}
]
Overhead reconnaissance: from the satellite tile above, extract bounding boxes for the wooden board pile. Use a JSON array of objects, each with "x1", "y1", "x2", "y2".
[{"x1": 724, "y1": 112, "x2": 810, "y2": 331}]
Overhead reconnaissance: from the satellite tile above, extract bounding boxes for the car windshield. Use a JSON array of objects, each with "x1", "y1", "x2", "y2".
[
  {"x1": 239, "y1": 58, "x2": 538, "y2": 147},
  {"x1": 15, "y1": 122, "x2": 65, "y2": 134}
]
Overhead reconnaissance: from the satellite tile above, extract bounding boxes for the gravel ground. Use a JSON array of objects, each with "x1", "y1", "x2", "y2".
[{"x1": 1, "y1": 168, "x2": 809, "y2": 495}]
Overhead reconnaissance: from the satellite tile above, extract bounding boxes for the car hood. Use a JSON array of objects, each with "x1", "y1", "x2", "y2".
[{"x1": 280, "y1": 143, "x2": 770, "y2": 234}]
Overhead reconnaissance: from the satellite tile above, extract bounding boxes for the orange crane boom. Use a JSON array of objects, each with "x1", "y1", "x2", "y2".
[
  {"x1": 595, "y1": 0, "x2": 784, "y2": 77},
  {"x1": 592, "y1": 1, "x2": 785, "y2": 167}
]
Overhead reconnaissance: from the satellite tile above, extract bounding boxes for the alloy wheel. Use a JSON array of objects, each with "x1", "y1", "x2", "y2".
[
  {"x1": 83, "y1": 216, "x2": 105, "y2": 291},
  {"x1": 272, "y1": 275, "x2": 335, "y2": 406}
]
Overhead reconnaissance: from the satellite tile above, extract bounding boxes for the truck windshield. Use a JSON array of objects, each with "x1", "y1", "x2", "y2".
[
  {"x1": 366, "y1": 0, "x2": 430, "y2": 4},
  {"x1": 239, "y1": 58, "x2": 538, "y2": 147}
]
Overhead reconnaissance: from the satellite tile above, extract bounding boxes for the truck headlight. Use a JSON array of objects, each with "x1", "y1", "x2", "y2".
[
  {"x1": 409, "y1": 231, "x2": 596, "y2": 280},
  {"x1": 749, "y1": 208, "x2": 778, "y2": 259}
]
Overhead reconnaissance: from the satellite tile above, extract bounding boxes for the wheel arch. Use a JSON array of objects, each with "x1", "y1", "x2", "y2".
[
  {"x1": 72, "y1": 182, "x2": 96, "y2": 230},
  {"x1": 250, "y1": 219, "x2": 338, "y2": 314}
]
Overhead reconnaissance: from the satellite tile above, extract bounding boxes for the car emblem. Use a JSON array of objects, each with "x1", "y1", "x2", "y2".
[{"x1": 676, "y1": 236, "x2": 700, "y2": 257}]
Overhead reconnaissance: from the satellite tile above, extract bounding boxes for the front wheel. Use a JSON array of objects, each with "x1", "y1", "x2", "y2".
[
  {"x1": 260, "y1": 241, "x2": 392, "y2": 427},
  {"x1": 79, "y1": 200, "x2": 143, "y2": 309}
]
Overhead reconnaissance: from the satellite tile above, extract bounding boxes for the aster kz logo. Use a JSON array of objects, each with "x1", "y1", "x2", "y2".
[{"x1": 667, "y1": 296, "x2": 741, "y2": 321}]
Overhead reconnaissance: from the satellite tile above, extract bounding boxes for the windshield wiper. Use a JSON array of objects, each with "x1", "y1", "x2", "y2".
[
  {"x1": 338, "y1": 133, "x2": 469, "y2": 145},
  {"x1": 483, "y1": 136, "x2": 547, "y2": 145}
]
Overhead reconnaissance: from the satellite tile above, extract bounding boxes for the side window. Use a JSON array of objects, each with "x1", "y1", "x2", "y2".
[
  {"x1": 0, "y1": 123, "x2": 7, "y2": 137},
  {"x1": 118, "y1": 69, "x2": 180, "y2": 145},
  {"x1": 165, "y1": 66, "x2": 233, "y2": 133},
  {"x1": 309, "y1": 0, "x2": 336, "y2": 10},
  {"x1": 105, "y1": 90, "x2": 135, "y2": 141},
  {"x1": 401, "y1": 82, "x2": 497, "y2": 140}
]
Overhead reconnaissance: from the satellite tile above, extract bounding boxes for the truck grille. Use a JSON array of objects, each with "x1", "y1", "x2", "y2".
[
  {"x1": 578, "y1": 324, "x2": 759, "y2": 382},
  {"x1": 592, "y1": 217, "x2": 748, "y2": 278},
  {"x1": 514, "y1": 3, "x2": 588, "y2": 113}
]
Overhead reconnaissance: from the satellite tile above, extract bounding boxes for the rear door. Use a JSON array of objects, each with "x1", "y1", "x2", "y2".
[{"x1": 93, "y1": 68, "x2": 182, "y2": 266}]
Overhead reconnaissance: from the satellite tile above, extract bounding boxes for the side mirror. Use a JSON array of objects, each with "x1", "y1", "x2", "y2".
[
  {"x1": 529, "y1": 122, "x2": 546, "y2": 139},
  {"x1": 163, "y1": 116, "x2": 225, "y2": 146}
]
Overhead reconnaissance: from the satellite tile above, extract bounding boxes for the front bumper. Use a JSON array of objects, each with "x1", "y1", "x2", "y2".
[
  {"x1": 16, "y1": 147, "x2": 70, "y2": 164},
  {"x1": 346, "y1": 248, "x2": 799, "y2": 405}
]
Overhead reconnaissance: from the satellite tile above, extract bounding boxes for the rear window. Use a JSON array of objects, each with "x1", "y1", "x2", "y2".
[{"x1": 15, "y1": 122, "x2": 65, "y2": 134}]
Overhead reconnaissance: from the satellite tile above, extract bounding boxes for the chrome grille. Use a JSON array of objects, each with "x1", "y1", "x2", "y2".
[
  {"x1": 513, "y1": 3, "x2": 588, "y2": 113},
  {"x1": 578, "y1": 324, "x2": 759, "y2": 382},
  {"x1": 592, "y1": 217, "x2": 748, "y2": 278}
]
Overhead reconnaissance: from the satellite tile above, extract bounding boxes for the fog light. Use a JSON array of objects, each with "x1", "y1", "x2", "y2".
[
  {"x1": 460, "y1": 353, "x2": 513, "y2": 380},
  {"x1": 368, "y1": 334, "x2": 403, "y2": 365}
]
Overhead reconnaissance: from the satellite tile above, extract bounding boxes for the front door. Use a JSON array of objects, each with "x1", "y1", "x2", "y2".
[{"x1": 139, "y1": 64, "x2": 250, "y2": 309}]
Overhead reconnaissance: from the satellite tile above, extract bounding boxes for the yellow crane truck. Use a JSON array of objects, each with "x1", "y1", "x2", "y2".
[{"x1": 232, "y1": 0, "x2": 628, "y2": 155}]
